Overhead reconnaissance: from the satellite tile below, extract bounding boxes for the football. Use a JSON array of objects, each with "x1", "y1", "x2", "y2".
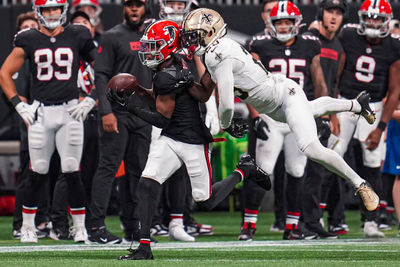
[{"x1": 107, "y1": 73, "x2": 138, "y2": 97}]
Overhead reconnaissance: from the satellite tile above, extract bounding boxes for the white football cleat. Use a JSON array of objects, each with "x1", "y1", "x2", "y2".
[
  {"x1": 364, "y1": 221, "x2": 384, "y2": 238},
  {"x1": 70, "y1": 226, "x2": 88, "y2": 243},
  {"x1": 355, "y1": 182, "x2": 379, "y2": 211},
  {"x1": 169, "y1": 221, "x2": 195, "y2": 242},
  {"x1": 20, "y1": 226, "x2": 38, "y2": 243}
]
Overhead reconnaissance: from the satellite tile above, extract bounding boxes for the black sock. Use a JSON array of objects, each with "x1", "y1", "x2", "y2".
[
  {"x1": 286, "y1": 173, "x2": 303, "y2": 214},
  {"x1": 138, "y1": 178, "x2": 162, "y2": 240},
  {"x1": 197, "y1": 172, "x2": 241, "y2": 210},
  {"x1": 23, "y1": 170, "x2": 47, "y2": 208},
  {"x1": 64, "y1": 171, "x2": 85, "y2": 209}
]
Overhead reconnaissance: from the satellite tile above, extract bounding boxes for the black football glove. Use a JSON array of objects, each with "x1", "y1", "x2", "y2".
[
  {"x1": 315, "y1": 117, "x2": 331, "y2": 142},
  {"x1": 106, "y1": 87, "x2": 127, "y2": 107},
  {"x1": 176, "y1": 68, "x2": 195, "y2": 89},
  {"x1": 253, "y1": 116, "x2": 270, "y2": 141},
  {"x1": 224, "y1": 117, "x2": 249, "y2": 138}
]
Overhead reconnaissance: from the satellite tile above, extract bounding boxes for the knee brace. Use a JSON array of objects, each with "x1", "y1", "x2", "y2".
[
  {"x1": 31, "y1": 160, "x2": 49, "y2": 174},
  {"x1": 286, "y1": 166, "x2": 305, "y2": 178},
  {"x1": 192, "y1": 188, "x2": 209, "y2": 202},
  {"x1": 61, "y1": 157, "x2": 80, "y2": 172}
]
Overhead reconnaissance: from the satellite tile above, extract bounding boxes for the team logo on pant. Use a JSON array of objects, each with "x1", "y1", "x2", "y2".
[{"x1": 289, "y1": 87, "x2": 296, "y2": 95}]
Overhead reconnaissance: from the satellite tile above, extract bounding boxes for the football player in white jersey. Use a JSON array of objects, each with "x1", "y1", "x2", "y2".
[{"x1": 181, "y1": 8, "x2": 380, "y2": 212}]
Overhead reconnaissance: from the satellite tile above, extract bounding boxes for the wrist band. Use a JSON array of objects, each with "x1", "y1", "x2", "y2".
[
  {"x1": 10, "y1": 95, "x2": 21, "y2": 107},
  {"x1": 377, "y1": 121, "x2": 387, "y2": 131}
]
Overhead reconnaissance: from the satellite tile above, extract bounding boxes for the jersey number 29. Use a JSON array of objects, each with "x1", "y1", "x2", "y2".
[{"x1": 34, "y1": 48, "x2": 73, "y2": 81}]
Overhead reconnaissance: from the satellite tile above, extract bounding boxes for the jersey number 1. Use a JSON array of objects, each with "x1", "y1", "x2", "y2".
[{"x1": 34, "y1": 48, "x2": 73, "y2": 81}]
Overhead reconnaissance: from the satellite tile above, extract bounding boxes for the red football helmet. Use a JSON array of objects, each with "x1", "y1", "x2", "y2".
[
  {"x1": 358, "y1": 0, "x2": 393, "y2": 38},
  {"x1": 269, "y1": 1, "x2": 302, "y2": 43},
  {"x1": 33, "y1": 0, "x2": 69, "y2": 29},
  {"x1": 139, "y1": 20, "x2": 181, "y2": 68},
  {"x1": 70, "y1": 0, "x2": 102, "y2": 26}
]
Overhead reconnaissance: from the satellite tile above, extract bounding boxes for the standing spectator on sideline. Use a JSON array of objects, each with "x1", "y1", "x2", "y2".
[
  {"x1": 0, "y1": 0, "x2": 97, "y2": 243},
  {"x1": 379, "y1": 19, "x2": 400, "y2": 231},
  {"x1": 49, "y1": 10, "x2": 99, "y2": 241},
  {"x1": 386, "y1": 105, "x2": 400, "y2": 236},
  {"x1": 334, "y1": 0, "x2": 400, "y2": 238},
  {"x1": 86, "y1": 0, "x2": 154, "y2": 244},
  {"x1": 302, "y1": 0, "x2": 347, "y2": 237},
  {"x1": 11, "y1": 11, "x2": 52, "y2": 240},
  {"x1": 70, "y1": 0, "x2": 104, "y2": 36}
]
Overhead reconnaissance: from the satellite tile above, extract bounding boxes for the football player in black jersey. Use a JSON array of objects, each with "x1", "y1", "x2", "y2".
[
  {"x1": 149, "y1": 0, "x2": 218, "y2": 242},
  {"x1": 0, "y1": 0, "x2": 97, "y2": 243},
  {"x1": 114, "y1": 20, "x2": 270, "y2": 260},
  {"x1": 302, "y1": 0, "x2": 347, "y2": 238},
  {"x1": 243, "y1": 0, "x2": 330, "y2": 240},
  {"x1": 49, "y1": 10, "x2": 100, "y2": 241},
  {"x1": 335, "y1": 0, "x2": 400, "y2": 238},
  {"x1": 11, "y1": 11, "x2": 52, "y2": 240},
  {"x1": 85, "y1": 0, "x2": 154, "y2": 245}
]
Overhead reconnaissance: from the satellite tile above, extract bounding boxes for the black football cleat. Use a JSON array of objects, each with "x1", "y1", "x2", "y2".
[
  {"x1": 283, "y1": 224, "x2": 318, "y2": 240},
  {"x1": 355, "y1": 91, "x2": 375, "y2": 124},
  {"x1": 118, "y1": 245, "x2": 154, "y2": 260},
  {"x1": 238, "y1": 222, "x2": 256, "y2": 241},
  {"x1": 237, "y1": 154, "x2": 271, "y2": 190}
]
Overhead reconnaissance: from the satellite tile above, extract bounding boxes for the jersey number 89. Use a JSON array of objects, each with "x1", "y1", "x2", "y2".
[{"x1": 34, "y1": 48, "x2": 73, "y2": 81}]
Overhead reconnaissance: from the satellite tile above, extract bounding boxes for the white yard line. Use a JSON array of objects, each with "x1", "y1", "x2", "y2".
[{"x1": 0, "y1": 239, "x2": 399, "y2": 253}]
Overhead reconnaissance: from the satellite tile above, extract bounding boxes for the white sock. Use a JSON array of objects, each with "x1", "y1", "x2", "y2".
[
  {"x1": 22, "y1": 206, "x2": 37, "y2": 228},
  {"x1": 70, "y1": 208, "x2": 86, "y2": 228}
]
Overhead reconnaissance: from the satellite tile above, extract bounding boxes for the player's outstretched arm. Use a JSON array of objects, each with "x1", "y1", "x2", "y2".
[
  {"x1": 214, "y1": 59, "x2": 235, "y2": 130},
  {"x1": 126, "y1": 94, "x2": 174, "y2": 129}
]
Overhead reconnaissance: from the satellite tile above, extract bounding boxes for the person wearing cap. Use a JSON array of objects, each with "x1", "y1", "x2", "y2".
[
  {"x1": 86, "y1": 0, "x2": 155, "y2": 245},
  {"x1": 70, "y1": 0, "x2": 103, "y2": 36},
  {"x1": 302, "y1": 0, "x2": 347, "y2": 237}
]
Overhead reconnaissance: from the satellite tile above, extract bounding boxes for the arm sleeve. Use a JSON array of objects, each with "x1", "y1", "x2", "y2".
[
  {"x1": 214, "y1": 59, "x2": 236, "y2": 129},
  {"x1": 93, "y1": 34, "x2": 115, "y2": 116}
]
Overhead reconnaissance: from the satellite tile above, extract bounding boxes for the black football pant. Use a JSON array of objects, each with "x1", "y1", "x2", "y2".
[
  {"x1": 51, "y1": 112, "x2": 99, "y2": 229},
  {"x1": 86, "y1": 113, "x2": 151, "y2": 231},
  {"x1": 302, "y1": 160, "x2": 345, "y2": 229}
]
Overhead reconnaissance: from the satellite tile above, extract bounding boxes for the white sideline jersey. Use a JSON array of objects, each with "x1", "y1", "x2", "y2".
[{"x1": 204, "y1": 37, "x2": 285, "y2": 128}]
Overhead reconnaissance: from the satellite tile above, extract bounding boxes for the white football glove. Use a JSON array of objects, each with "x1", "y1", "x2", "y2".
[
  {"x1": 205, "y1": 95, "x2": 220, "y2": 135},
  {"x1": 15, "y1": 101, "x2": 39, "y2": 126},
  {"x1": 67, "y1": 97, "x2": 96, "y2": 122}
]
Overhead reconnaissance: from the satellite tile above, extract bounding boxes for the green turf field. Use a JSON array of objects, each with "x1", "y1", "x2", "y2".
[{"x1": 1, "y1": 211, "x2": 400, "y2": 266}]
